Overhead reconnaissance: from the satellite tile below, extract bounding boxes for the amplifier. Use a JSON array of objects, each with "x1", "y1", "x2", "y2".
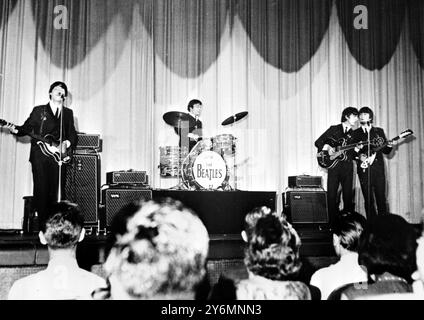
[
  {"x1": 65, "y1": 154, "x2": 100, "y2": 224},
  {"x1": 106, "y1": 170, "x2": 147, "y2": 185},
  {"x1": 76, "y1": 133, "x2": 101, "y2": 150},
  {"x1": 284, "y1": 190, "x2": 328, "y2": 224},
  {"x1": 288, "y1": 175, "x2": 322, "y2": 188},
  {"x1": 103, "y1": 188, "x2": 152, "y2": 227}
]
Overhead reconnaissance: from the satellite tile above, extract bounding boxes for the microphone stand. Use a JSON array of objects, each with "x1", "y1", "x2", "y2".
[
  {"x1": 366, "y1": 124, "x2": 371, "y2": 216},
  {"x1": 57, "y1": 96, "x2": 65, "y2": 202}
]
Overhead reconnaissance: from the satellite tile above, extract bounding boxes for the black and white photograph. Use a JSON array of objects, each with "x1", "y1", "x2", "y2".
[{"x1": 0, "y1": 0, "x2": 423, "y2": 305}]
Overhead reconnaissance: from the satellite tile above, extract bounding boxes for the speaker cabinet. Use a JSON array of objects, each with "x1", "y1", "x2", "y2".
[
  {"x1": 103, "y1": 188, "x2": 153, "y2": 227},
  {"x1": 284, "y1": 190, "x2": 328, "y2": 224},
  {"x1": 65, "y1": 154, "x2": 100, "y2": 224}
]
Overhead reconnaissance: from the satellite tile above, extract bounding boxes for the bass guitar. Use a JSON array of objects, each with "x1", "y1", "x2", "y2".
[
  {"x1": 0, "y1": 118, "x2": 71, "y2": 164},
  {"x1": 359, "y1": 129, "x2": 413, "y2": 169}
]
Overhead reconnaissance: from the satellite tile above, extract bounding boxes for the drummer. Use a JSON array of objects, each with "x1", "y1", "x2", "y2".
[{"x1": 175, "y1": 99, "x2": 203, "y2": 152}]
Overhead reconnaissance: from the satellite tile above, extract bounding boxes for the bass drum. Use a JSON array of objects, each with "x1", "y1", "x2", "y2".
[{"x1": 182, "y1": 150, "x2": 228, "y2": 190}]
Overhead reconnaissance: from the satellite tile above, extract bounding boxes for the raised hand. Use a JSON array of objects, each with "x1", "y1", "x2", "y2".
[{"x1": 5, "y1": 124, "x2": 18, "y2": 134}]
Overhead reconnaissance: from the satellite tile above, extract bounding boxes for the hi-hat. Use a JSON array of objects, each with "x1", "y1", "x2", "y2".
[
  {"x1": 163, "y1": 111, "x2": 196, "y2": 128},
  {"x1": 221, "y1": 111, "x2": 248, "y2": 126}
]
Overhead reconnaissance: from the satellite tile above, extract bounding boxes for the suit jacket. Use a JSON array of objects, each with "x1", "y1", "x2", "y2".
[
  {"x1": 16, "y1": 103, "x2": 78, "y2": 162},
  {"x1": 351, "y1": 126, "x2": 392, "y2": 166},
  {"x1": 315, "y1": 124, "x2": 355, "y2": 161}
]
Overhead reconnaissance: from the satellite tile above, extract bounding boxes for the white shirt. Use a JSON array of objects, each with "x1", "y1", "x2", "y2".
[
  {"x1": 8, "y1": 256, "x2": 106, "y2": 300},
  {"x1": 342, "y1": 123, "x2": 351, "y2": 134},
  {"x1": 49, "y1": 101, "x2": 62, "y2": 118},
  {"x1": 310, "y1": 252, "x2": 368, "y2": 300}
]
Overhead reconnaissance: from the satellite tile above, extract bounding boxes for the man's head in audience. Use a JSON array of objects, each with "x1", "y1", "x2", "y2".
[
  {"x1": 358, "y1": 213, "x2": 417, "y2": 282},
  {"x1": 243, "y1": 207, "x2": 302, "y2": 281},
  {"x1": 39, "y1": 201, "x2": 85, "y2": 255},
  {"x1": 103, "y1": 199, "x2": 209, "y2": 299},
  {"x1": 332, "y1": 212, "x2": 366, "y2": 257}
]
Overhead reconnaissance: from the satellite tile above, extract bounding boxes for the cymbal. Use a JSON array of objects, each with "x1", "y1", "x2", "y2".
[
  {"x1": 163, "y1": 111, "x2": 196, "y2": 128},
  {"x1": 221, "y1": 111, "x2": 248, "y2": 126}
]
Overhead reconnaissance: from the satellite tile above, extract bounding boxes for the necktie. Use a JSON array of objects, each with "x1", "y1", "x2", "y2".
[{"x1": 55, "y1": 109, "x2": 59, "y2": 118}]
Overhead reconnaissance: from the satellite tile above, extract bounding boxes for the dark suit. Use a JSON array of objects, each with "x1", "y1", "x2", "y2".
[
  {"x1": 16, "y1": 103, "x2": 77, "y2": 227},
  {"x1": 315, "y1": 124, "x2": 355, "y2": 226},
  {"x1": 174, "y1": 114, "x2": 203, "y2": 152},
  {"x1": 351, "y1": 126, "x2": 392, "y2": 220}
]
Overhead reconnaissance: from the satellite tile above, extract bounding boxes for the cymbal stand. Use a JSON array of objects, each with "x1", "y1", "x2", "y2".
[{"x1": 171, "y1": 119, "x2": 186, "y2": 190}]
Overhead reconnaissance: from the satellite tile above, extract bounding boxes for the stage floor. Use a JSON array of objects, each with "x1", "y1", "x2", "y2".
[
  {"x1": 0, "y1": 189, "x2": 335, "y2": 267},
  {"x1": 0, "y1": 227, "x2": 335, "y2": 268}
]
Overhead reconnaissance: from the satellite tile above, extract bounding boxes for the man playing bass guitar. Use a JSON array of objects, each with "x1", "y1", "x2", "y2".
[
  {"x1": 5, "y1": 81, "x2": 77, "y2": 228},
  {"x1": 315, "y1": 107, "x2": 359, "y2": 227}
]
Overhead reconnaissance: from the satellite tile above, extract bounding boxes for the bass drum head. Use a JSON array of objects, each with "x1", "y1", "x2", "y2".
[{"x1": 182, "y1": 151, "x2": 227, "y2": 190}]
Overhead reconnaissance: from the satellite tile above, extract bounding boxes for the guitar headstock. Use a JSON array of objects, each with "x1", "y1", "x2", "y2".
[
  {"x1": 0, "y1": 119, "x2": 7, "y2": 126},
  {"x1": 399, "y1": 129, "x2": 413, "y2": 139}
]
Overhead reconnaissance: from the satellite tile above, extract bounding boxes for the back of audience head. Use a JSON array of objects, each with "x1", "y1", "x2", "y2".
[
  {"x1": 39, "y1": 201, "x2": 85, "y2": 249},
  {"x1": 103, "y1": 198, "x2": 209, "y2": 299},
  {"x1": 332, "y1": 212, "x2": 366, "y2": 256},
  {"x1": 243, "y1": 207, "x2": 302, "y2": 281},
  {"x1": 358, "y1": 213, "x2": 417, "y2": 283}
]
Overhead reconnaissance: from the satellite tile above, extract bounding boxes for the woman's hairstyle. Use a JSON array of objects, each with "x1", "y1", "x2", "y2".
[
  {"x1": 333, "y1": 212, "x2": 366, "y2": 252},
  {"x1": 358, "y1": 214, "x2": 418, "y2": 282},
  {"x1": 42, "y1": 201, "x2": 83, "y2": 249},
  {"x1": 103, "y1": 198, "x2": 209, "y2": 299},
  {"x1": 244, "y1": 207, "x2": 302, "y2": 280}
]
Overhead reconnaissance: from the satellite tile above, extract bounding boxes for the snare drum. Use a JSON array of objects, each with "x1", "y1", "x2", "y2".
[
  {"x1": 182, "y1": 150, "x2": 228, "y2": 190},
  {"x1": 212, "y1": 134, "x2": 235, "y2": 155},
  {"x1": 159, "y1": 146, "x2": 188, "y2": 177}
]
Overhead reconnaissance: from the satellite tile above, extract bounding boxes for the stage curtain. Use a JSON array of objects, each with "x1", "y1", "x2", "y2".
[{"x1": 0, "y1": 0, "x2": 423, "y2": 228}]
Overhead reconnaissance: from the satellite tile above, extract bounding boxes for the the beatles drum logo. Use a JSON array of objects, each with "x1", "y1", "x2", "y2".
[{"x1": 193, "y1": 151, "x2": 226, "y2": 189}]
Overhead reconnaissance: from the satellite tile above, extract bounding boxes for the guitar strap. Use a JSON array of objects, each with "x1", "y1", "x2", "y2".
[{"x1": 39, "y1": 106, "x2": 48, "y2": 136}]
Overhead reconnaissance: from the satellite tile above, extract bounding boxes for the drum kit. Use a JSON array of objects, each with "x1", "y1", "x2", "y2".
[{"x1": 160, "y1": 110, "x2": 248, "y2": 191}]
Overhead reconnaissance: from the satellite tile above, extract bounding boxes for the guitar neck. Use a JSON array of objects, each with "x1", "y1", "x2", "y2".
[
  {"x1": 0, "y1": 119, "x2": 51, "y2": 144},
  {"x1": 337, "y1": 140, "x2": 368, "y2": 152}
]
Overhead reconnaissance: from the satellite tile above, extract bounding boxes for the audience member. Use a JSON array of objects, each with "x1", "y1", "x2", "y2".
[
  {"x1": 328, "y1": 214, "x2": 417, "y2": 299},
  {"x1": 412, "y1": 216, "x2": 424, "y2": 296},
  {"x1": 97, "y1": 199, "x2": 210, "y2": 300},
  {"x1": 310, "y1": 212, "x2": 368, "y2": 299},
  {"x1": 368, "y1": 211, "x2": 424, "y2": 299},
  {"x1": 212, "y1": 207, "x2": 311, "y2": 300},
  {"x1": 8, "y1": 202, "x2": 106, "y2": 300}
]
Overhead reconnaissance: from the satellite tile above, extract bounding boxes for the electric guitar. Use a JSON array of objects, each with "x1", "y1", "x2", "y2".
[
  {"x1": 359, "y1": 129, "x2": 413, "y2": 169},
  {"x1": 317, "y1": 138, "x2": 375, "y2": 169},
  {"x1": 0, "y1": 119, "x2": 71, "y2": 164}
]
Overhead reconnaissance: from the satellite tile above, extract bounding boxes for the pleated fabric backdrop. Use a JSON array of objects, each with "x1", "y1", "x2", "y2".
[{"x1": 0, "y1": 0, "x2": 423, "y2": 228}]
